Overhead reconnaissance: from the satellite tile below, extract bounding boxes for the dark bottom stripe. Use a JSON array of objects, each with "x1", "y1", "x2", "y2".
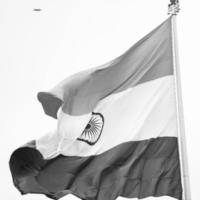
[{"x1": 9, "y1": 137, "x2": 182, "y2": 200}]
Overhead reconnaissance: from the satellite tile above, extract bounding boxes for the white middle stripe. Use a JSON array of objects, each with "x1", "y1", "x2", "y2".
[{"x1": 36, "y1": 75, "x2": 177, "y2": 158}]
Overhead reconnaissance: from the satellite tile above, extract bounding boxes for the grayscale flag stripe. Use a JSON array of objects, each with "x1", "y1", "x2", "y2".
[
  {"x1": 9, "y1": 137, "x2": 182, "y2": 200},
  {"x1": 38, "y1": 17, "x2": 173, "y2": 118},
  {"x1": 36, "y1": 75, "x2": 178, "y2": 159}
]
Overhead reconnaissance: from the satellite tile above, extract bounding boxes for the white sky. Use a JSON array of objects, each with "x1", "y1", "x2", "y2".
[{"x1": 0, "y1": 0, "x2": 199, "y2": 199}]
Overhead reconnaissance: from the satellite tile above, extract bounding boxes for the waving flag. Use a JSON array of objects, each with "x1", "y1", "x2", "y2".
[{"x1": 9, "y1": 16, "x2": 182, "y2": 200}]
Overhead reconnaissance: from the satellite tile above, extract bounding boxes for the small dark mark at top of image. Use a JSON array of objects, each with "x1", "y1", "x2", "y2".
[{"x1": 33, "y1": 9, "x2": 42, "y2": 11}]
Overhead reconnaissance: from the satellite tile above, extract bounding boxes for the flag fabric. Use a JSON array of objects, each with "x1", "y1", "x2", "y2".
[{"x1": 9, "y1": 16, "x2": 182, "y2": 200}]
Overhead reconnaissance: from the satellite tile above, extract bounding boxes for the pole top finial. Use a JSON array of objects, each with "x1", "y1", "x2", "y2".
[{"x1": 168, "y1": 0, "x2": 180, "y2": 15}]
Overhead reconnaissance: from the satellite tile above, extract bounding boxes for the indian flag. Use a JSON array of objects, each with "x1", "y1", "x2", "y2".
[{"x1": 9, "y1": 16, "x2": 182, "y2": 200}]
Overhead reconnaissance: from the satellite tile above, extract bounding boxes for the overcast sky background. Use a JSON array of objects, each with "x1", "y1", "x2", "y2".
[{"x1": 1, "y1": 0, "x2": 199, "y2": 199}]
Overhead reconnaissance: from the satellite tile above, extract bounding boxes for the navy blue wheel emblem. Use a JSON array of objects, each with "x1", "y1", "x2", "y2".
[{"x1": 77, "y1": 112, "x2": 104, "y2": 145}]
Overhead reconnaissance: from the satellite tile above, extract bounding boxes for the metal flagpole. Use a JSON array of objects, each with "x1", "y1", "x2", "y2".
[{"x1": 168, "y1": 1, "x2": 192, "y2": 200}]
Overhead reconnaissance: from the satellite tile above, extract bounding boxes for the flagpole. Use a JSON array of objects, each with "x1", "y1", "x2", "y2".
[{"x1": 169, "y1": 1, "x2": 192, "y2": 200}]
